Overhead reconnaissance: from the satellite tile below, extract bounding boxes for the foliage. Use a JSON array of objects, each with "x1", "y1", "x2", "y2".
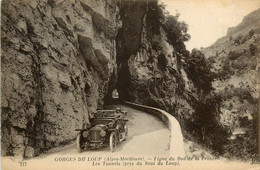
[
  {"x1": 228, "y1": 50, "x2": 241, "y2": 60},
  {"x1": 231, "y1": 59, "x2": 247, "y2": 71},
  {"x1": 147, "y1": 1, "x2": 167, "y2": 35},
  {"x1": 186, "y1": 94, "x2": 229, "y2": 154},
  {"x1": 240, "y1": 35, "x2": 248, "y2": 44},
  {"x1": 193, "y1": 94, "x2": 221, "y2": 130},
  {"x1": 183, "y1": 49, "x2": 230, "y2": 153},
  {"x1": 249, "y1": 29, "x2": 255, "y2": 37},
  {"x1": 162, "y1": 15, "x2": 191, "y2": 53},
  {"x1": 223, "y1": 115, "x2": 258, "y2": 160},
  {"x1": 147, "y1": 1, "x2": 190, "y2": 54},
  {"x1": 184, "y1": 49, "x2": 214, "y2": 93},
  {"x1": 234, "y1": 34, "x2": 242, "y2": 45},
  {"x1": 222, "y1": 87, "x2": 257, "y2": 104},
  {"x1": 147, "y1": 1, "x2": 257, "y2": 159},
  {"x1": 249, "y1": 43, "x2": 257, "y2": 55},
  {"x1": 233, "y1": 34, "x2": 249, "y2": 45}
]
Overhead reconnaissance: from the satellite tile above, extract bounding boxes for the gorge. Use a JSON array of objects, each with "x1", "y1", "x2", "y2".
[{"x1": 1, "y1": 0, "x2": 259, "y2": 160}]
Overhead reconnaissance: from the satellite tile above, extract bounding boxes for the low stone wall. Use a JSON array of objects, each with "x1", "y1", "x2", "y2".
[{"x1": 124, "y1": 101, "x2": 186, "y2": 157}]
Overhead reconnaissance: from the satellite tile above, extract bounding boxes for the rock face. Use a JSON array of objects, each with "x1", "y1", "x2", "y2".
[
  {"x1": 2, "y1": 0, "x2": 222, "y2": 159},
  {"x1": 1, "y1": 0, "x2": 194, "y2": 158},
  {"x1": 202, "y1": 8, "x2": 260, "y2": 158},
  {"x1": 227, "y1": 8, "x2": 260, "y2": 37},
  {"x1": 116, "y1": 1, "x2": 193, "y2": 119},
  {"x1": 1, "y1": 0, "x2": 120, "y2": 158},
  {"x1": 3, "y1": 0, "x2": 257, "y2": 160}
]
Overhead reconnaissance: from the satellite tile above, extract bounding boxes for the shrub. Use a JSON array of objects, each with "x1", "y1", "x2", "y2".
[
  {"x1": 240, "y1": 36, "x2": 248, "y2": 44},
  {"x1": 249, "y1": 29, "x2": 255, "y2": 38},
  {"x1": 228, "y1": 50, "x2": 241, "y2": 60},
  {"x1": 147, "y1": 1, "x2": 166, "y2": 35},
  {"x1": 162, "y1": 14, "x2": 190, "y2": 54},
  {"x1": 191, "y1": 94, "x2": 229, "y2": 154},
  {"x1": 223, "y1": 116, "x2": 257, "y2": 160},
  {"x1": 234, "y1": 35, "x2": 242, "y2": 45},
  {"x1": 234, "y1": 88, "x2": 256, "y2": 104},
  {"x1": 249, "y1": 44, "x2": 257, "y2": 55},
  {"x1": 231, "y1": 59, "x2": 247, "y2": 70},
  {"x1": 147, "y1": 2, "x2": 190, "y2": 55},
  {"x1": 184, "y1": 49, "x2": 214, "y2": 93},
  {"x1": 220, "y1": 58, "x2": 234, "y2": 79}
]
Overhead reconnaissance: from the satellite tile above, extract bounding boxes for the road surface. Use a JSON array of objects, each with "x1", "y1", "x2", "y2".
[
  {"x1": 3, "y1": 105, "x2": 171, "y2": 163},
  {"x1": 41, "y1": 104, "x2": 170, "y2": 156},
  {"x1": 3, "y1": 105, "x2": 256, "y2": 170}
]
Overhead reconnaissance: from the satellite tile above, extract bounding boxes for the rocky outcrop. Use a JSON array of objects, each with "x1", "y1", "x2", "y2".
[
  {"x1": 227, "y1": 8, "x2": 260, "y2": 36},
  {"x1": 116, "y1": 1, "x2": 194, "y2": 119},
  {"x1": 1, "y1": 0, "x2": 120, "y2": 158},
  {"x1": 115, "y1": 2, "x2": 259, "y2": 158}
]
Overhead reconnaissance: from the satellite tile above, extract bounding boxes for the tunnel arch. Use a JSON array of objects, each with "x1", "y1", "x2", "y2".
[
  {"x1": 104, "y1": 88, "x2": 120, "y2": 106},
  {"x1": 112, "y1": 89, "x2": 119, "y2": 99}
]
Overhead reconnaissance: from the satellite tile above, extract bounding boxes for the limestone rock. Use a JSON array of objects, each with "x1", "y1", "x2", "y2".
[{"x1": 1, "y1": 0, "x2": 119, "y2": 157}]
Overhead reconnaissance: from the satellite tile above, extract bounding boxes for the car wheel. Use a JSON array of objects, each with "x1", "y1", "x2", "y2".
[
  {"x1": 123, "y1": 124, "x2": 128, "y2": 141},
  {"x1": 76, "y1": 133, "x2": 83, "y2": 153},
  {"x1": 109, "y1": 132, "x2": 116, "y2": 152}
]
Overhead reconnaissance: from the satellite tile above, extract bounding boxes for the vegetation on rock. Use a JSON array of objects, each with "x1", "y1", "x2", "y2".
[
  {"x1": 202, "y1": 8, "x2": 259, "y2": 160},
  {"x1": 1, "y1": 0, "x2": 258, "y2": 160},
  {"x1": 184, "y1": 49, "x2": 214, "y2": 93},
  {"x1": 147, "y1": 1, "x2": 190, "y2": 55}
]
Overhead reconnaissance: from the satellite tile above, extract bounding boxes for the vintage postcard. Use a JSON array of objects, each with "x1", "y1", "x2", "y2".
[{"x1": 1, "y1": 0, "x2": 260, "y2": 169}]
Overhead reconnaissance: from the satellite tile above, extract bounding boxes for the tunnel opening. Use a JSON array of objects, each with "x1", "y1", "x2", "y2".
[
  {"x1": 104, "y1": 0, "x2": 149, "y2": 107},
  {"x1": 103, "y1": 67, "x2": 122, "y2": 106},
  {"x1": 112, "y1": 89, "x2": 119, "y2": 99},
  {"x1": 104, "y1": 88, "x2": 121, "y2": 106}
]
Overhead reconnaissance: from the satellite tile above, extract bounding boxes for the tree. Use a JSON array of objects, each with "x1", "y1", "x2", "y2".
[
  {"x1": 184, "y1": 49, "x2": 214, "y2": 94},
  {"x1": 193, "y1": 94, "x2": 228, "y2": 153},
  {"x1": 147, "y1": 1, "x2": 167, "y2": 35},
  {"x1": 162, "y1": 14, "x2": 190, "y2": 54},
  {"x1": 147, "y1": 2, "x2": 190, "y2": 55}
]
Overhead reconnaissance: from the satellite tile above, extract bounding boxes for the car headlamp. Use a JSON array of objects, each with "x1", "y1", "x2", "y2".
[{"x1": 99, "y1": 130, "x2": 106, "y2": 137}]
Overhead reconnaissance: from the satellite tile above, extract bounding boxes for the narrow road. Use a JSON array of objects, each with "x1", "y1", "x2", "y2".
[
  {"x1": 2, "y1": 105, "x2": 171, "y2": 169},
  {"x1": 5, "y1": 105, "x2": 253, "y2": 170},
  {"x1": 105, "y1": 105, "x2": 170, "y2": 155},
  {"x1": 41, "y1": 105, "x2": 170, "y2": 156}
]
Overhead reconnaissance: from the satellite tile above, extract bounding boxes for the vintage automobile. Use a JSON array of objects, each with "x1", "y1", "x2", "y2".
[{"x1": 75, "y1": 108, "x2": 128, "y2": 152}]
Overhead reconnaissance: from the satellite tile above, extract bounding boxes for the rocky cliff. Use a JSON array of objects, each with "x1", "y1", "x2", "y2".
[
  {"x1": 4, "y1": 0, "x2": 247, "y2": 160},
  {"x1": 1, "y1": 0, "x2": 195, "y2": 158},
  {"x1": 116, "y1": 1, "x2": 194, "y2": 118},
  {"x1": 1, "y1": 0, "x2": 120, "y2": 158}
]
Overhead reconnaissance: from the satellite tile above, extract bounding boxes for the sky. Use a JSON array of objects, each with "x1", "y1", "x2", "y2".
[{"x1": 160, "y1": 0, "x2": 260, "y2": 51}]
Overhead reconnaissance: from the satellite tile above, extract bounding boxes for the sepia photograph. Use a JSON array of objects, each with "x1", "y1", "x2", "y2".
[{"x1": 1, "y1": 0, "x2": 260, "y2": 169}]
